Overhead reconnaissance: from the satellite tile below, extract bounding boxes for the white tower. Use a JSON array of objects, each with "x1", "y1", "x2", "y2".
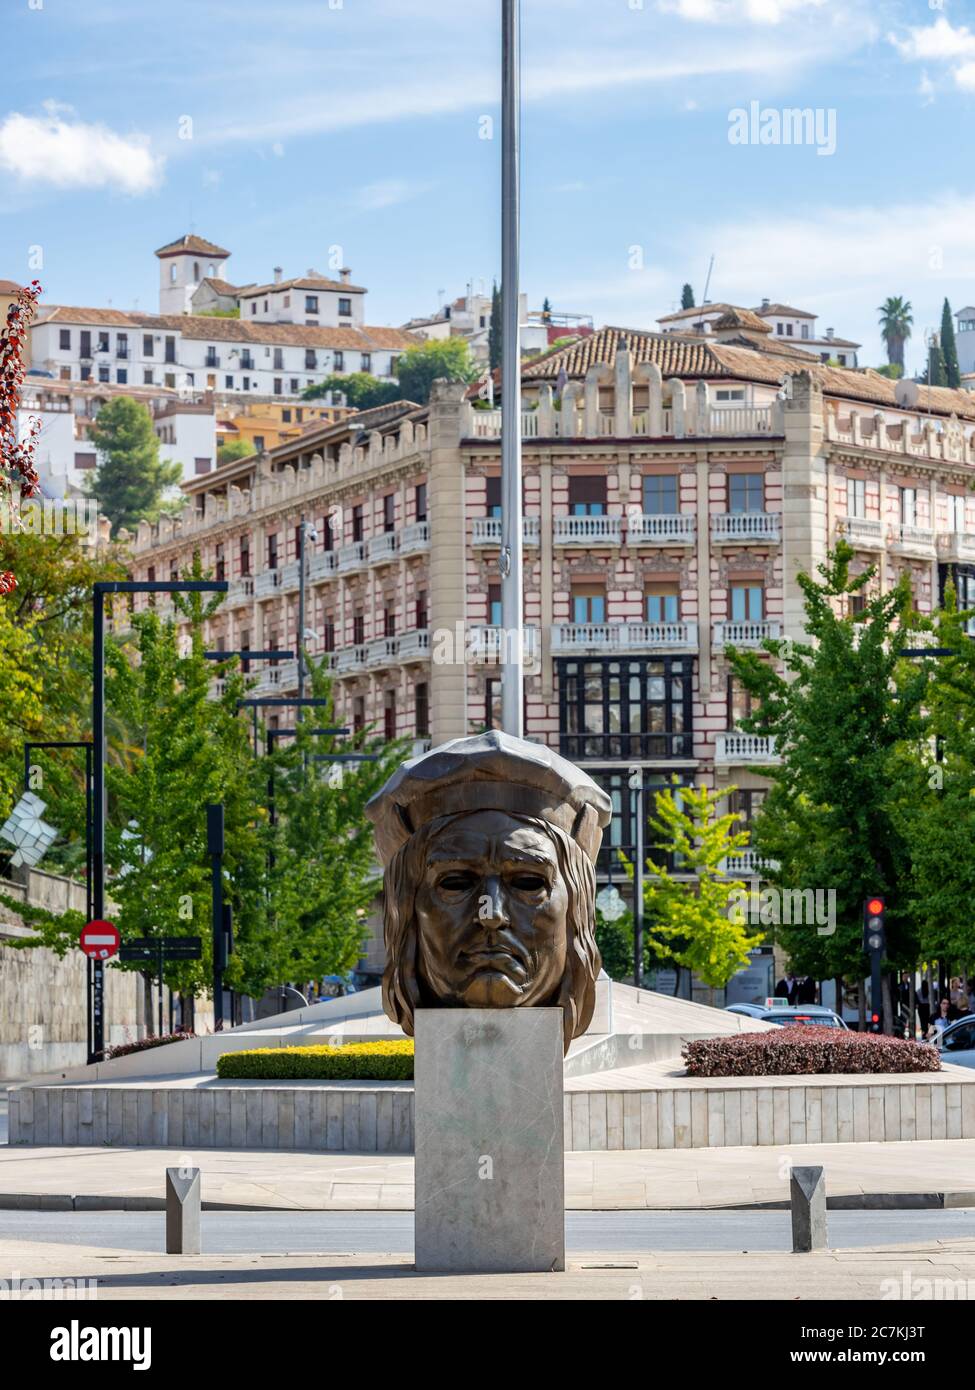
[{"x1": 155, "y1": 235, "x2": 231, "y2": 315}]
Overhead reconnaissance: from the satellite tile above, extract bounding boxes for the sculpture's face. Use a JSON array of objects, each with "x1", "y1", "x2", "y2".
[{"x1": 413, "y1": 809, "x2": 569, "y2": 1010}]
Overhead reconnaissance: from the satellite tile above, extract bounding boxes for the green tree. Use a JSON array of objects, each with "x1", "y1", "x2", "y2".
[
  {"x1": 394, "y1": 338, "x2": 477, "y2": 405},
  {"x1": 681, "y1": 283, "x2": 695, "y2": 310},
  {"x1": 926, "y1": 339, "x2": 947, "y2": 387},
  {"x1": 217, "y1": 438, "x2": 257, "y2": 466},
  {"x1": 727, "y1": 543, "x2": 927, "y2": 987},
  {"x1": 86, "y1": 397, "x2": 182, "y2": 532},
  {"x1": 302, "y1": 373, "x2": 401, "y2": 411},
  {"x1": 877, "y1": 296, "x2": 913, "y2": 371},
  {"x1": 489, "y1": 280, "x2": 502, "y2": 373},
  {"x1": 540, "y1": 297, "x2": 552, "y2": 323},
  {"x1": 874, "y1": 363, "x2": 903, "y2": 380},
  {"x1": 941, "y1": 298, "x2": 961, "y2": 388},
  {"x1": 628, "y1": 779, "x2": 762, "y2": 999}
]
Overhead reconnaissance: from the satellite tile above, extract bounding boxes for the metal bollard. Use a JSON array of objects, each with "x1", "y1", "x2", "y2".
[
  {"x1": 165, "y1": 1167, "x2": 201, "y2": 1255},
  {"x1": 790, "y1": 1164, "x2": 827, "y2": 1253}
]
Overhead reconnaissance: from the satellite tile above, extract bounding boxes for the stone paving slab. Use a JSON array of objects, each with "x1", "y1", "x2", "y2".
[
  {"x1": 0, "y1": 1238, "x2": 972, "y2": 1299},
  {"x1": 3, "y1": 1136, "x2": 975, "y2": 1211}
]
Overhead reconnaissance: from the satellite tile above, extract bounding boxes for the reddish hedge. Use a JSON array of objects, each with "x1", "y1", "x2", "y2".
[
  {"x1": 683, "y1": 1025, "x2": 940, "y2": 1077},
  {"x1": 103, "y1": 1031, "x2": 195, "y2": 1060}
]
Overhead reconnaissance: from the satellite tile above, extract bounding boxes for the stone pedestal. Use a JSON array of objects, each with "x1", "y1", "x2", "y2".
[{"x1": 414, "y1": 1008, "x2": 565, "y2": 1273}]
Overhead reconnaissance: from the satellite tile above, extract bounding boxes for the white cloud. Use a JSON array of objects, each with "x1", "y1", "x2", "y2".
[
  {"x1": 353, "y1": 178, "x2": 431, "y2": 212},
  {"x1": 0, "y1": 106, "x2": 163, "y2": 194},
  {"x1": 955, "y1": 61, "x2": 975, "y2": 91},
  {"x1": 661, "y1": 0, "x2": 826, "y2": 24},
  {"x1": 889, "y1": 17, "x2": 975, "y2": 62}
]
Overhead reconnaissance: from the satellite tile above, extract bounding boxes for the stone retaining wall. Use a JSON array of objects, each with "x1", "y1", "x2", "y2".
[{"x1": 11, "y1": 1074, "x2": 975, "y2": 1152}]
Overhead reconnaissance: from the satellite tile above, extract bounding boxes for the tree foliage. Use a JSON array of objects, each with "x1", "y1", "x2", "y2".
[
  {"x1": 680, "y1": 283, "x2": 695, "y2": 310},
  {"x1": 941, "y1": 297, "x2": 961, "y2": 389},
  {"x1": 393, "y1": 337, "x2": 477, "y2": 405},
  {"x1": 302, "y1": 372, "x2": 400, "y2": 411},
  {"x1": 86, "y1": 396, "x2": 183, "y2": 533}
]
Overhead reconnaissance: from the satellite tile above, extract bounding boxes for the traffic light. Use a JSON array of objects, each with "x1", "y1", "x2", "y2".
[{"x1": 863, "y1": 896, "x2": 886, "y2": 955}]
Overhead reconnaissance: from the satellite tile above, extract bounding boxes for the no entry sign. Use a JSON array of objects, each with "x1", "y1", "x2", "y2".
[{"x1": 79, "y1": 919, "x2": 120, "y2": 961}]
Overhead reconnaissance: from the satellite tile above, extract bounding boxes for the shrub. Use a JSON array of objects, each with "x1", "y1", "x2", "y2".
[
  {"x1": 683, "y1": 1026, "x2": 940, "y2": 1078},
  {"x1": 103, "y1": 1031, "x2": 195, "y2": 1060},
  {"x1": 216, "y1": 1039, "x2": 414, "y2": 1081}
]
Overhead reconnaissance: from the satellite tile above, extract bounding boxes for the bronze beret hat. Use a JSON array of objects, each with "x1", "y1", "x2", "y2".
[{"x1": 365, "y1": 730, "x2": 613, "y2": 865}]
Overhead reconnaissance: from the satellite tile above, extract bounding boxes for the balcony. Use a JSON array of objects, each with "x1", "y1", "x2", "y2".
[
  {"x1": 332, "y1": 644, "x2": 367, "y2": 675},
  {"x1": 254, "y1": 569, "x2": 282, "y2": 599},
  {"x1": 411, "y1": 738, "x2": 432, "y2": 757},
  {"x1": 469, "y1": 625, "x2": 540, "y2": 664},
  {"x1": 836, "y1": 516, "x2": 884, "y2": 550},
  {"x1": 309, "y1": 550, "x2": 338, "y2": 582},
  {"x1": 399, "y1": 520, "x2": 431, "y2": 556},
  {"x1": 711, "y1": 513, "x2": 781, "y2": 544},
  {"x1": 627, "y1": 513, "x2": 695, "y2": 546},
  {"x1": 337, "y1": 542, "x2": 366, "y2": 572},
  {"x1": 204, "y1": 355, "x2": 220, "y2": 369},
  {"x1": 938, "y1": 531, "x2": 975, "y2": 564},
  {"x1": 398, "y1": 628, "x2": 430, "y2": 662},
  {"x1": 278, "y1": 561, "x2": 300, "y2": 592},
  {"x1": 471, "y1": 517, "x2": 541, "y2": 547},
  {"x1": 367, "y1": 532, "x2": 398, "y2": 565},
  {"x1": 551, "y1": 621, "x2": 698, "y2": 654},
  {"x1": 721, "y1": 849, "x2": 776, "y2": 877},
  {"x1": 224, "y1": 577, "x2": 254, "y2": 609},
  {"x1": 713, "y1": 620, "x2": 780, "y2": 649},
  {"x1": 714, "y1": 732, "x2": 779, "y2": 765},
  {"x1": 708, "y1": 406, "x2": 773, "y2": 436},
  {"x1": 890, "y1": 524, "x2": 936, "y2": 559},
  {"x1": 552, "y1": 515, "x2": 623, "y2": 546},
  {"x1": 365, "y1": 635, "x2": 399, "y2": 669}
]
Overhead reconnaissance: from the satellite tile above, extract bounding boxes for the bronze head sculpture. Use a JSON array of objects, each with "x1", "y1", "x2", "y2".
[{"x1": 365, "y1": 731, "x2": 612, "y2": 1053}]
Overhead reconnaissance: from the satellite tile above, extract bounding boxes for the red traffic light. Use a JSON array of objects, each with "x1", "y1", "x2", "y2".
[{"x1": 866, "y1": 897, "x2": 884, "y2": 916}]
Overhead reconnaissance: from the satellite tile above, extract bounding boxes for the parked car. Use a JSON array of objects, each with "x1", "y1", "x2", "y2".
[
  {"x1": 725, "y1": 1003, "x2": 848, "y2": 1028},
  {"x1": 935, "y1": 1015, "x2": 975, "y2": 1068}
]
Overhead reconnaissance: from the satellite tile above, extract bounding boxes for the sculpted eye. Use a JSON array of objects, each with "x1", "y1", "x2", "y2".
[
  {"x1": 438, "y1": 871, "x2": 478, "y2": 893},
  {"x1": 510, "y1": 872, "x2": 547, "y2": 892}
]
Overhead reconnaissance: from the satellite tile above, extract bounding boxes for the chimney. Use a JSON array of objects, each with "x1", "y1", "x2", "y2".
[
  {"x1": 273, "y1": 266, "x2": 283, "y2": 284},
  {"x1": 340, "y1": 267, "x2": 351, "y2": 283},
  {"x1": 761, "y1": 298, "x2": 770, "y2": 310},
  {"x1": 826, "y1": 328, "x2": 834, "y2": 340}
]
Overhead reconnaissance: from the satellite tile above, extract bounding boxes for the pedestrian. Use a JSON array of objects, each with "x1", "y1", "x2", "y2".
[
  {"x1": 917, "y1": 979, "x2": 931, "y2": 1037},
  {"x1": 929, "y1": 997, "x2": 953, "y2": 1038}
]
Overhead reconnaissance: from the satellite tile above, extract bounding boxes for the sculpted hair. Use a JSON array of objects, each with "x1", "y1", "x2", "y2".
[{"x1": 381, "y1": 810, "x2": 601, "y2": 1053}]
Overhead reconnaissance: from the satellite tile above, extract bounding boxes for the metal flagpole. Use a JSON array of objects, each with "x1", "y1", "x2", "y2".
[{"x1": 500, "y1": 0, "x2": 524, "y2": 737}]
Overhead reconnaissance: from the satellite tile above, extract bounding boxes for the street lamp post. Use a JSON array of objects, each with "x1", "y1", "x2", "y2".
[
  {"x1": 500, "y1": 0, "x2": 524, "y2": 738},
  {"x1": 297, "y1": 519, "x2": 318, "y2": 703}
]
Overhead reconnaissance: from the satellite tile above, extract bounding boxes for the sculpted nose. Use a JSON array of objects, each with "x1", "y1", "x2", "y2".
[{"x1": 477, "y1": 877, "x2": 509, "y2": 929}]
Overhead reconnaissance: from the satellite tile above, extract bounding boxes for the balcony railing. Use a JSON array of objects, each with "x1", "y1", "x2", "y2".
[
  {"x1": 309, "y1": 550, "x2": 338, "y2": 582},
  {"x1": 471, "y1": 517, "x2": 541, "y2": 546},
  {"x1": 713, "y1": 620, "x2": 780, "y2": 648},
  {"x1": 938, "y1": 531, "x2": 975, "y2": 563},
  {"x1": 714, "y1": 732, "x2": 779, "y2": 765},
  {"x1": 891, "y1": 523, "x2": 935, "y2": 555},
  {"x1": 278, "y1": 561, "x2": 300, "y2": 592},
  {"x1": 254, "y1": 569, "x2": 282, "y2": 599},
  {"x1": 552, "y1": 515, "x2": 623, "y2": 546},
  {"x1": 398, "y1": 628, "x2": 430, "y2": 662},
  {"x1": 367, "y1": 532, "x2": 398, "y2": 565},
  {"x1": 551, "y1": 621, "x2": 697, "y2": 654},
  {"x1": 627, "y1": 513, "x2": 695, "y2": 545},
  {"x1": 836, "y1": 516, "x2": 884, "y2": 549},
  {"x1": 399, "y1": 520, "x2": 430, "y2": 555},
  {"x1": 365, "y1": 635, "x2": 399, "y2": 668},
  {"x1": 332, "y1": 644, "x2": 367, "y2": 674},
  {"x1": 711, "y1": 513, "x2": 781, "y2": 544},
  {"x1": 337, "y1": 542, "x2": 366, "y2": 572},
  {"x1": 224, "y1": 577, "x2": 254, "y2": 608},
  {"x1": 709, "y1": 406, "x2": 773, "y2": 435},
  {"x1": 469, "y1": 625, "x2": 540, "y2": 664},
  {"x1": 721, "y1": 849, "x2": 776, "y2": 876}
]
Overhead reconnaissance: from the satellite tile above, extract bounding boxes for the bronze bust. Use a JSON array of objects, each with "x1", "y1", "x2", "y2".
[{"x1": 365, "y1": 731, "x2": 612, "y2": 1053}]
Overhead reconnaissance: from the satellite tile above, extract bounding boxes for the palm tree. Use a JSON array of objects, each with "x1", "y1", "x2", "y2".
[{"x1": 877, "y1": 296, "x2": 914, "y2": 371}]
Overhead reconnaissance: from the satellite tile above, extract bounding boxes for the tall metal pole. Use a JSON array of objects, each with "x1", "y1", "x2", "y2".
[
  {"x1": 207, "y1": 804, "x2": 225, "y2": 1032},
  {"x1": 91, "y1": 587, "x2": 105, "y2": 1063},
  {"x1": 500, "y1": 0, "x2": 524, "y2": 737},
  {"x1": 633, "y1": 781, "x2": 644, "y2": 988},
  {"x1": 297, "y1": 517, "x2": 307, "y2": 704}
]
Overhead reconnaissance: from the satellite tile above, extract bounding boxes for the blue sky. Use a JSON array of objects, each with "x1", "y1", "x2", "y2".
[{"x1": 1, "y1": 0, "x2": 974, "y2": 371}]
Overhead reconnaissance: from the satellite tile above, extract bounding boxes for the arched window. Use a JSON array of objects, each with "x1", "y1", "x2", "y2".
[{"x1": 193, "y1": 261, "x2": 200, "y2": 280}]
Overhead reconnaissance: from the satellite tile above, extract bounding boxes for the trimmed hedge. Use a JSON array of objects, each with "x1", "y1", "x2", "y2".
[
  {"x1": 683, "y1": 1025, "x2": 941, "y2": 1078},
  {"x1": 104, "y1": 1031, "x2": 195, "y2": 1060},
  {"x1": 216, "y1": 1039, "x2": 414, "y2": 1081}
]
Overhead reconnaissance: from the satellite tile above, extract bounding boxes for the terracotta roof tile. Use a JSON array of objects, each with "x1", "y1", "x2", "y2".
[
  {"x1": 240, "y1": 275, "x2": 367, "y2": 298},
  {"x1": 35, "y1": 305, "x2": 418, "y2": 351},
  {"x1": 713, "y1": 307, "x2": 771, "y2": 334},
  {"x1": 753, "y1": 302, "x2": 817, "y2": 319},
  {"x1": 155, "y1": 234, "x2": 230, "y2": 258}
]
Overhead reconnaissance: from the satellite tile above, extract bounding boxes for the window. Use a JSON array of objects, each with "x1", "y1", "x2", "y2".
[
  {"x1": 715, "y1": 388, "x2": 745, "y2": 402},
  {"x1": 485, "y1": 678, "x2": 503, "y2": 731},
  {"x1": 240, "y1": 537, "x2": 250, "y2": 577},
  {"x1": 415, "y1": 590, "x2": 428, "y2": 629},
  {"x1": 74, "y1": 452, "x2": 96, "y2": 470},
  {"x1": 849, "y1": 592, "x2": 867, "y2": 616},
  {"x1": 194, "y1": 457, "x2": 211, "y2": 475},
  {"x1": 801, "y1": 324, "x2": 810, "y2": 339},
  {"x1": 116, "y1": 368, "x2": 128, "y2": 384},
  {"x1": 383, "y1": 493, "x2": 396, "y2": 532},
  {"x1": 273, "y1": 348, "x2": 284, "y2": 370},
  {"x1": 727, "y1": 675, "x2": 755, "y2": 728},
  {"x1": 571, "y1": 586, "x2": 606, "y2": 624},
  {"x1": 486, "y1": 476, "x2": 502, "y2": 518},
  {"x1": 415, "y1": 683, "x2": 430, "y2": 738},
  {"x1": 253, "y1": 436, "x2": 264, "y2": 452},
  {"x1": 728, "y1": 788, "x2": 766, "y2": 829},
  {"x1": 383, "y1": 604, "x2": 396, "y2": 637},
  {"x1": 569, "y1": 475, "x2": 606, "y2": 515},
  {"x1": 267, "y1": 533, "x2": 278, "y2": 570},
  {"x1": 950, "y1": 494, "x2": 967, "y2": 533},
  {"x1": 642, "y1": 474, "x2": 678, "y2": 514},
  {"x1": 322, "y1": 514, "x2": 334, "y2": 552},
  {"x1": 488, "y1": 583, "x2": 502, "y2": 626},
  {"x1": 143, "y1": 370, "x2": 154, "y2": 385},
  {"x1": 283, "y1": 295, "x2": 290, "y2": 308},
  {"x1": 339, "y1": 297, "x2": 352, "y2": 317},
  {"x1": 305, "y1": 295, "x2": 319, "y2": 314},
  {"x1": 353, "y1": 611, "x2": 365, "y2": 644},
  {"x1": 322, "y1": 617, "x2": 335, "y2": 653},
  {"x1": 263, "y1": 300, "x2": 268, "y2": 313},
  {"x1": 164, "y1": 336, "x2": 176, "y2": 364},
  {"x1": 59, "y1": 329, "x2": 71, "y2": 350},
  {"x1": 558, "y1": 656, "x2": 693, "y2": 761},
  {"x1": 98, "y1": 365, "x2": 110, "y2": 383},
  {"x1": 900, "y1": 487, "x2": 917, "y2": 527},
  {"x1": 333, "y1": 351, "x2": 344, "y2": 372},
  {"x1": 361, "y1": 353, "x2": 371, "y2": 373},
  {"x1": 415, "y1": 482, "x2": 427, "y2": 521},
  {"x1": 730, "y1": 584, "x2": 764, "y2": 621},
  {"x1": 243, "y1": 378, "x2": 250, "y2": 392},
  {"x1": 353, "y1": 696, "x2": 365, "y2": 733},
  {"x1": 645, "y1": 585, "x2": 680, "y2": 623},
  {"x1": 728, "y1": 473, "x2": 764, "y2": 513},
  {"x1": 846, "y1": 477, "x2": 866, "y2": 518},
  {"x1": 304, "y1": 350, "x2": 317, "y2": 370},
  {"x1": 250, "y1": 302, "x2": 257, "y2": 316},
  {"x1": 97, "y1": 332, "x2": 110, "y2": 353},
  {"x1": 164, "y1": 373, "x2": 175, "y2": 388},
  {"x1": 273, "y1": 379, "x2": 282, "y2": 396},
  {"x1": 282, "y1": 409, "x2": 292, "y2": 423},
  {"x1": 80, "y1": 366, "x2": 91, "y2": 381},
  {"x1": 352, "y1": 504, "x2": 364, "y2": 542},
  {"x1": 225, "y1": 376, "x2": 234, "y2": 390},
  {"x1": 290, "y1": 379, "x2": 299, "y2": 393},
  {"x1": 215, "y1": 544, "x2": 225, "y2": 581},
  {"x1": 117, "y1": 334, "x2": 128, "y2": 359}
]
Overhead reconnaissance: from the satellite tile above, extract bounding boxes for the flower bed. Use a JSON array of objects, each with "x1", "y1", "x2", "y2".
[
  {"x1": 103, "y1": 1031, "x2": 195, "y2": 1060},
  {"x1": 683, "y1": 1026, "x2": 940, "y2": 1078},
  {"x1": 216, "y1": 1039, "x2": 414, "y2": 1081}
]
